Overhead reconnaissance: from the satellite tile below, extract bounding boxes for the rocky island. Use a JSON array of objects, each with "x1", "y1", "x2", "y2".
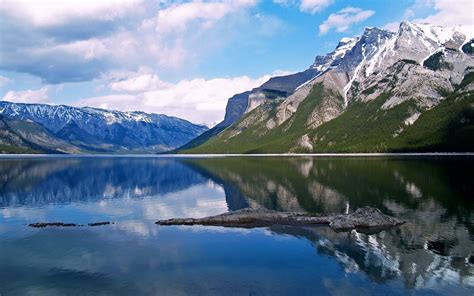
[{"x1": 156, "y1": 207, "x2": 405, "y2": 233}]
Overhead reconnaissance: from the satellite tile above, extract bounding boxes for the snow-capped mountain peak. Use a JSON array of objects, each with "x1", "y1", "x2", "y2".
[
  {"x1": 329, "y1": 21, "x2": 474, "y2": 105},
  {"x1": 334, "y1": 37, "x2": 359, "y2": 58}
]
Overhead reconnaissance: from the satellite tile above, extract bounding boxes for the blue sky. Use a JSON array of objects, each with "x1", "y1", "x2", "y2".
[{"x1": 0, "y1": 0, "x2": 471, "y2": 124}]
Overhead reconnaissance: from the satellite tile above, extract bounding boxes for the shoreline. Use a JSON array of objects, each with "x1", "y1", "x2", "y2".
[{"x1": 1, "y1": 152, "x2": 474, "y2": 158}]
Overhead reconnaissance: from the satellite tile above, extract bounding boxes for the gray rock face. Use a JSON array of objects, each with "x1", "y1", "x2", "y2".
[
  {"x1": 338, "y1": 27, "x2": 395, "y2": 75},
  {"x1": 340, "y1": 22, "x2": 473, "y2": 107},
  {"x1": 221, "y1": 92, "x2": 252, "y2": 127},
  {"x1": 176, "y1": 91, "x2": 251, "y2": 150},
  {"x1": 156, "y1": 207, "x2": 405, "y2": 233},
  {"x1": 258, "y1": 69, "x2": 318, "y2": 97},
  {"x1": 244, "y1": 69, "x2": 323, "y2": 113}
]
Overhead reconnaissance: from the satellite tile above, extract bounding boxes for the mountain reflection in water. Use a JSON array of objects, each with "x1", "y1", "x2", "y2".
[{"x1": 0, "y1": 156, "x2": 473, "y2": 295}]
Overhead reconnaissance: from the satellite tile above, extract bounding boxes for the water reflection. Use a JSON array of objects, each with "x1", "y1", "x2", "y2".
[
  {"x1": 0, "y1": 158, "x2": 232, "y2": 229},
  {"x1": 187, "y1": 156, "x2": 474, "y2": 292},
  {"x1": 0, "y1": 156, "x2": 473, "y2": 295},
  {"x1": 0, "y1": 158, "x2": 208, "y2": 207}
]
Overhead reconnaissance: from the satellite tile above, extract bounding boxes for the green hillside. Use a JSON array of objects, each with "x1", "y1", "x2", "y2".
[{"x1": 0, "y1": 117, "x2": 43, "y2": 154}]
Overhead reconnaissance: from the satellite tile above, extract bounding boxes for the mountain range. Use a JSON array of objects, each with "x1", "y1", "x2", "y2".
[
  {"x1": 1, "y1": 22, "x2": 473, "y2": 154},
  {"x1": 180, "y1": 22, "x2": 474, "y2": 153},
  {"x1": 0, "y1": 102, "x2": 207, "y2": 153}
]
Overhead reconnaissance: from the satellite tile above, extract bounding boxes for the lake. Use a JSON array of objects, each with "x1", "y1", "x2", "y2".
[{"x1": 0, "y1": 155, "x2": 473, "y2": 295}]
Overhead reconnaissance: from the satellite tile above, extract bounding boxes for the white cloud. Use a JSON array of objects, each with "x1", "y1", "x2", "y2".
[
  {"x1": 74, "y1": 70, "x2": 293, "y2": 124},
  {"x1": 273, "y1": 0, "x2": 333, "y2": 14},
  {"x1": 299, "y1": 0, "x2": 333, "y2": 14},
  {"x1": 1, "y1": 87, "x2": 50, "y2": 103},
  {"x1": 35, "y1": 38, "x2": 109, "y2": 61},
  {"x1": 150, "y1": 1, "x2": 257, "y2": 34},
  {"x1": 74, "y1": 94, "x2": 138, "y2": 111},
  {"x1": 0, "y1": 76, "x2": 12, "y2": 88},
  {"x1": 109, "y1": 73, "x2": 171, "y2": 92},
  {"x1": 0, "y1": 0, "x2": 143, "y2": 26},
  {"x1": 0, "y1": 0, "x2": 271, "y2": 83},
  {"x1": 412, "y1": 0, "x2": 473, "y2": 36},
  {"x1": 384, "y1": 0, "x2": 473, "y2": 36},
  {"x1": 319, "y1": 6, "x2": 375, "y2": 35}
]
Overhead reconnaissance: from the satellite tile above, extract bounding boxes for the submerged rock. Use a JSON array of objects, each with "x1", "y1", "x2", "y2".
[{"x1": 156, "y1": 207, "x2": 404, "y2": 233}]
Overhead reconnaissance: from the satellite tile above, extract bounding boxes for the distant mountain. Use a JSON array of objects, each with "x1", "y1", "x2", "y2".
[
  {"x1": 182, "y1": 22, "x2": 474, "y2": 153},
  {"x1": 0, "y1": 102, "x2": 208, "y2": 153}
]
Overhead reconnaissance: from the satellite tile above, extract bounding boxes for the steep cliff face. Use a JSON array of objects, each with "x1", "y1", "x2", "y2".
[
  {"x1": 176, "y1": 91, "x2": 251, "y2": 151},
  {"x1": 183, "y1": 22, "x2": 474, "y2": 153}
]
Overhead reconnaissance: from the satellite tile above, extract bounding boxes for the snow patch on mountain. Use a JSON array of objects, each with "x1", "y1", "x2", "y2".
[
  {"x1": 343, "y1": 46, "x2": 366, "y2": 106},
  {"x1": 404, "y1": 112, "x2": 421, "y2": 126},
  {"x1": 416, "y1": 23, "x2": 467, "y2": 45},
  {"x1": 333, "y1": 37, "x2": 359, "y2": 59},
  {"x1": 365, "y1": 34, "x2": 397, "y2": 77}
]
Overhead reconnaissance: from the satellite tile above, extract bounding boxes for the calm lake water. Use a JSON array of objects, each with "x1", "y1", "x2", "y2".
[{"x1": 0, "y1": 155, "x2": 473, "y2": 295}]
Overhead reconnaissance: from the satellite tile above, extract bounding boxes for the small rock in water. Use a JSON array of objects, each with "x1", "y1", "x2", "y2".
[
  {"x1": 29, "y1": 222, "x2": 78, "y2": 228},
  {"x1": 28, "y1": 221, "x2": 114, "y2": 228},
  {"x1": 88, "y1": 222, "x2": 112, "y2": 226}
]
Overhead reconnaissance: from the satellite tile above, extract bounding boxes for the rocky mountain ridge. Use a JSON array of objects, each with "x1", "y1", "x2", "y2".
[{"x1": 182, "y1": 22, "x2": 474, "y2": 153}]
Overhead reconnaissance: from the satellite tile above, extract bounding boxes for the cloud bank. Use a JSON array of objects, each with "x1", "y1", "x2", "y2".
[
  {"x1": 0, "y1": 0, "x2": 261, "y2": 84},
  {"x1": 2, "y1": 87, "x2": 51, "y2": 104}
]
